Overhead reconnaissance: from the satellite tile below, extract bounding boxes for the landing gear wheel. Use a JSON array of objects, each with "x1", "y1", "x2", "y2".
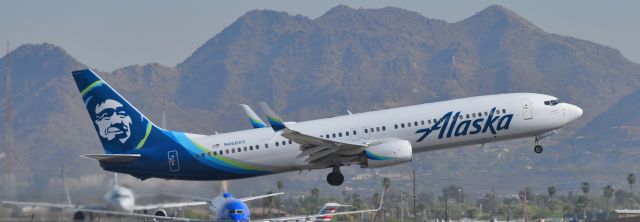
[
  {"x1": 327, "y1": 172, "x2": 344, "y2": 186},
  {"x1": 534, "y1": 145, "x2": 543, "y2": 154},
  {"x1": 327, "y1": 166, "x2": 344, "y2": 186}
]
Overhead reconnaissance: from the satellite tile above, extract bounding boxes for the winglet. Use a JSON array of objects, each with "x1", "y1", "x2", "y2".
[
  {"x1": 240, "y1": 104, "x2": 267, "y2": 129},
  {"x1": 258, "y1": 102, "x2": 286, "y2": 131}
]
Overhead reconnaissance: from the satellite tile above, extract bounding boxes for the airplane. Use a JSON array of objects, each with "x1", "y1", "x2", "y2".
[
  {"x1": 241, "y1": 104, "x2": 267, "y2": 129},
  {"x1": 257, "y1": 192, "x2": 384, "y2": 222},
  {"x1": 152, "y1": 186, "x2": 383, "y2": 222},
  {"x1": 72, "y1": 69, "x2": 583, "y2": 186},
  {"x1": 1, "y1": 174, "x2": 207, "y2": 221}
]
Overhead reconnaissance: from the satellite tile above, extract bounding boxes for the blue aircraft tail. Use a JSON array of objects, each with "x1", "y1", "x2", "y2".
[{"x1": 72, "y1": 69, "x2": 166, "y2": 154}]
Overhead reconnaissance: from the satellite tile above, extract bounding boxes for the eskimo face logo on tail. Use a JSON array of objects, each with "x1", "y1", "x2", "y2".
[
  {"x1": 93, "y1": 99, "x2": 132, "y2": 143},
  {"x1": 415, "y1": 107, "x2": 513, "y2": 142}
]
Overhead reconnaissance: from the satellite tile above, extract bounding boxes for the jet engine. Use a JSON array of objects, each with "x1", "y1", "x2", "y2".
[
  {"x1": 154, "y1": 209, "x2": 168, "y2": 217},
  {"x1": 360, "y1": 139, "x2": 412, "y2": 168},
  {"x1": 72, "y1": 211, "x2": 88, "y2": 221}
]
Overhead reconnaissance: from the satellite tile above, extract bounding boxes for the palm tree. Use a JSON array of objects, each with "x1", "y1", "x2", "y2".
[
  {"x1": 628, "y1": 174, "x2": 636, "y2": 195},
  {"x1": 275, "y1": 181, "x2": 284, "y2": 213},
  {"x1": 603, "y1": 185, "x2": 614, "y2": 211},
  {"x1": 380, "y1": 177, "x2": 391, "y2": 222},
  {"x1": 383, "y1": 177, "x2": 391, "y2": 191},
  {"x1": 581, "y1": 182, "x2": 590, "y2": 195},
  {"x1": 276, "y1": 180, "x2": 284, "y2": 192},
  {"x1": 548, "y1": 186, "x2": 556, "y2": 199}
]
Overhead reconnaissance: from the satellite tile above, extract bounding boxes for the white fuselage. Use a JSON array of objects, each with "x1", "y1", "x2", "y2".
[{"x1": 185, "y1": 93, "x2": 583, "y2": 174}]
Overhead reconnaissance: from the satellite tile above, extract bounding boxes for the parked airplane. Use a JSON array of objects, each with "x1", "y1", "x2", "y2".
[
  {"x1": 258, "y1": 194, "x2": 384, "y2": 222},
  {"x1": 1, "y1": 174, "x2": 206, "y2": 221},
  {"x1": 72, "y1": 69, "x2": 583, "y2": 186},
  {"x1": 160, "y1": 188, "x2": 383, "y2": 222}
]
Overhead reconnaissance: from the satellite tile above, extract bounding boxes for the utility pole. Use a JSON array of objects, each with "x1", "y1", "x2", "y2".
[
  {"x1": 444, "y1": 196, "x2": 448, "y2": 222},
  {"x1": 522, "y1": 186, "x2": 528, "y2": 222},
  {"x1": 413, "y1": 169, "x2": 416, "y2": 222}
]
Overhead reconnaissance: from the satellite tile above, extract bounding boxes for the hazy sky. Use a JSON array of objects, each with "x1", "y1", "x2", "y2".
[{"x1": 1, "y1": 0, "x2": 638, "y2": 71}]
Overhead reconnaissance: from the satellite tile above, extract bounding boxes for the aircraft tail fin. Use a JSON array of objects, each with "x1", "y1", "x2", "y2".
[
  {"x1": 314, "y1": 203, "x2": 347, "y2": 221},
  {"x1": 72, "y1": 69, "x2": 166, "y2": 154}
]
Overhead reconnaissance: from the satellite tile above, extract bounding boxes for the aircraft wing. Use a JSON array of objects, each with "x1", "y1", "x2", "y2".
[
  {"x1": 63, "y1": 208, "x2": 216, "y2": 222},
  {"x1": 0, "y1": 201, "x2": 205, "y2": 221},
  {"x1": 258, "y1": 102, "x2": 367, "y2": 165},
  {"x1": 133, "y1": 201, "x2": 209, "y2": 211},
  {"x1": 238, "y1": 192, "x2": 284, "y2": 202},
  {"x1": 1, "y1": 201, "x2": 75, "y2": 209}
]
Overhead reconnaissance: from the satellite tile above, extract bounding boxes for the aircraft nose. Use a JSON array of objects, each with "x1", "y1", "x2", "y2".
[{"x1": 566, "y1": 104, "x2": 583, "y2": 123}]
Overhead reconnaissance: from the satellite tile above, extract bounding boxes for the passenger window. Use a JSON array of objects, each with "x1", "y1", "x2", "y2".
[
  {"x1": 232, "y1": 149, "x2": 235, "y2": 153},
  {"x1": 394, "y1": 124, "x2": 398, "y2": 129},
  {"x1": 502, "y1": 109, "x2": 506, "y2": 113},
  {"x1": 496, "y1": 110, "x2": 500, "y2": 114},
  {"x1": 320, "y1": 135, "x2": 323, "y2": 138},
  {"x1": 466, "y1": 114, "x2": 470, "y2": 119},
  {"x1": 407, "y1": 122, "x2": 411, "y2": 127},
  {"x1": 353, "y1": 130, "x2": 357, "y2": 135},
  {"x1": 458, "y1": 115, "x2": 462, "y2": 119},
  {"x1": 414, "y1": 121, "x2": 418, "y2": 126},
  {"x1": 237, "y1": 148, "x2": 241, "y2": 152},
  {"x1": 370, "y1": 128, "x2": 374, "y2": 132},
  {"x1": 376, "y1": 127, "x2": 380, "y2": 132},
  {"x1": 346, "y1": 131, "x2": 349, "y2": 136},
  {"x1": 428, "y1": 119, "x2": 432, "y2": 124},
  {"x1": 365, "y1": 129, "x2": 369, "y2": 133},
  {"x1": 283, "y1": 141, "x2": 287, "y2": 145},
  {"x1": 244, "y1": 147, "x2": 247, "y2": 151},
  {"x1": 276, "y1": 142, "x2": 279, "y2": 146},
  {"x1": 401, "y1": 123, "x2": 405, "y2": 128},
  {"x1": 213, "y1": 151, "x2": 217, "y2": 156},
  {"x1": 326, "y1": 134, "x2": 329, "y2": 138},
  {"x1": 484, "y1": 111, "x2": 488, "y2": 116},
  {"x1": 226, "y1": 150, "x2": 229, "y2": 154},
  {"x1": 338, "y1": 132, "x2": 342, "y2": 137},
  {"x1": 544, "y1": 101, "x2": 550, "y2": 105},
  {"x1": 332, "y1": 133, "x2": 336, "y2": 138},
  {"x1": 250, "y1": 146, "x2": 253, "y2": 151},
  {"x1": 289, "y1": 140, "x2": 292, "y2": 144},
  {"x1": 382, "y1": 126, "x2": 386, "y2": 131}
]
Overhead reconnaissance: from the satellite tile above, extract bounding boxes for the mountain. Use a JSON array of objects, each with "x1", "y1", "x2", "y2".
[
  {"x1": 1, "y1": 5, "x2": 640, "y2": 198},
  {"x1": 177, "y1": 5, "x2": 640, "y2": 131}
]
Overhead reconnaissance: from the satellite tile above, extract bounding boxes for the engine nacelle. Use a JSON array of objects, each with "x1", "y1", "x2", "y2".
[
  {"x1": 361, "y1": 139, "x2": 412, "y2": 168},
  {"x1": 73, "y1": 211, "x2": 87, "y2": 222},
  {"x1": 154, "y1": 209, "x2": 167, "y2": 217}
]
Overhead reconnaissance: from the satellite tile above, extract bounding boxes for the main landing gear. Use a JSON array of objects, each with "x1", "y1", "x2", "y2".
[
  {"x1": 534, "y1": 135, "x2": 543, "y2": 154},
  {"x1": 327, "y1": 166, "x2": 344, "y2": 186}
]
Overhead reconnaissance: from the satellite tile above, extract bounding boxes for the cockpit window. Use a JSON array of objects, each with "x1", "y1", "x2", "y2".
[{"x1": 544, "y1": 99, "x2": 561, "y2": 106}]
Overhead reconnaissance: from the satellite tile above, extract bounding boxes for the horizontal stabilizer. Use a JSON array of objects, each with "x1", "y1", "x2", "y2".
[{"x1": 82, "y1": 154, "x2": 141, "y2": 163}]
